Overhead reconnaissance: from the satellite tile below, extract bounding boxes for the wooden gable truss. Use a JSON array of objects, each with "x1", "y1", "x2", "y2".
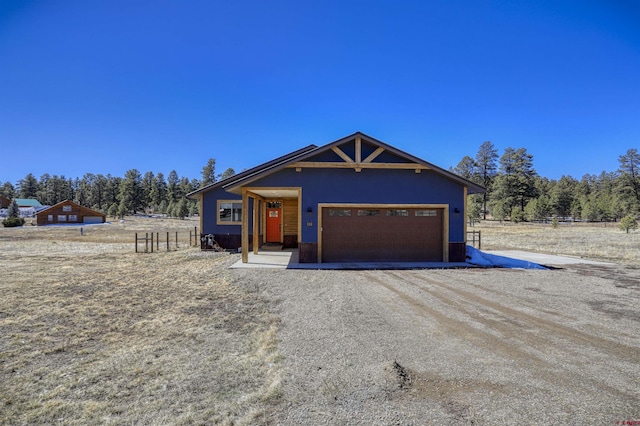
[{"x1": 287, "y1": 135, "x2": 430, "y2": 173}]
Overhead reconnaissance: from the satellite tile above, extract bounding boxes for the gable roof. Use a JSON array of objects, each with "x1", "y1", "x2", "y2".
[
  {"x1": 188, "y1": 132, "x2": 485, "y2": 197},
  {"x1": 35, "y1": 199, "x2": 106, "y2": 217},
  {"x1": 15, "y1": 198, "x2": 42, "y2": 207}
]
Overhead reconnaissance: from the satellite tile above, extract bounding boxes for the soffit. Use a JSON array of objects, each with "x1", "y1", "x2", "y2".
[{"x1": 247, "y1": 189, "x2": 299, "y2": 198}]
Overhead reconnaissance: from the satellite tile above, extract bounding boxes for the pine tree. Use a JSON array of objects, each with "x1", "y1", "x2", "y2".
[
  {"x1": 108, "y1": 202, "x2": 119, "y2": 218},
  {"x1": 19, "y1": 173, "x2": 39, "y2": 199},
  {"x1": 141, "y1": 171, "x2": 155, "y2": 211},
  {"x1": 119, "y1": 169, "x2": 143, "y2": 214},
  {"x1": 7, "y1": 199, "x2": 20, "y2": 218},
  {"x1": 176, "y1": 198, "x2": 189, "y2": 219},
  {"x1": 619, "y1": 215, "x2": 638, "y2": 233},
  {"x1": 201, "y1": 158, "x2": 216, "y2": 187},
  {"x1": 491, "y1": 147, "x2": 537, "y2": 218},
  {"x1": 451, "y1": 156, "x2": 477, "y2": 180},
  {"x1": 618, "y1": 148, "x2": 640, "y2": 213},
  {"x1": 551, "y1": 176, "x2": 577, "y2": 219},
  {"x1": 475, "y1": 141, "x2": 498, "y2": 219},
  {"x1": 220, "y1": 167, "x2": 236, "y2": 180},
  {"x1": 0, "y1": 182, "x2": 16, "y2": 199},
  {"x1": 150, "y1": 172, "x2": 167, "y2": 209},
  {"x1": 167, "y1": 170, "x2": 179, "y2": 204}
]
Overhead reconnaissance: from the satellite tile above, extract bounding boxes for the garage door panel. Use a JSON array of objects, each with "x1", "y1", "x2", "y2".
[
  {"x1": 322, "y1": 207, "x2": 443, "y2": 262},
  {"x1": 83, "y1": 216, "x2": 103, "y2": 224}
]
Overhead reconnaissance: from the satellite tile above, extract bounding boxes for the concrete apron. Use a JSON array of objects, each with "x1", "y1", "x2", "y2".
[
  {"x1": 483, "y1": 250, "x2": 615, "y2": 266},
  {"x1": 229, "y1": 249, "x2": 473, "y2": 270}
]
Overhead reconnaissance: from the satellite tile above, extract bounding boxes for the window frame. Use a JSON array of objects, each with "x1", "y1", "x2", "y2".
[
  {"x1": 328, "y1": 209, "x2": 352, "y2": 217},
  {"x1": 415, "y1": 209, "x2": 438, "y2": 217},
  {"x1": 217, "y1": 200, "x2": 243, "y2": 225}
]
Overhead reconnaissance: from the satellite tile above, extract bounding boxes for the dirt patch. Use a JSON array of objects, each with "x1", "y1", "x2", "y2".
[{"x1": 235, "y1": 264, "x2": 640, "y2": 424}]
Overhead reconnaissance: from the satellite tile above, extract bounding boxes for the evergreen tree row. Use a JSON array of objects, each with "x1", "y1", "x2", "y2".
[
  {"x1": 4, "y1": 146, "x2": 638, "y2": 224},
  {"x1": 452, "y1": 144, "x2": 640, "y2": 223},
  {"x1": 0, "y1": 159, "x2": 236, "y2": 219}
]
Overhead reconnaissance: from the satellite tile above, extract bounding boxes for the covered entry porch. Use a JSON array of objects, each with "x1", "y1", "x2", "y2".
[{"x1": 240, "y1": 187, "x2": 301, "y2": 263}]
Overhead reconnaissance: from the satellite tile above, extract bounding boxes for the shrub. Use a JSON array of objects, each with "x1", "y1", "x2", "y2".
[
  {"x1": 618, "y1": 215, "x2": 638, "y2": 234},
  {"x1": 511, "y1": 208, "x2": 525, "y2": 224},
  {"x1": 2, "y1": 217, "x2": 25, "y2": 227}
]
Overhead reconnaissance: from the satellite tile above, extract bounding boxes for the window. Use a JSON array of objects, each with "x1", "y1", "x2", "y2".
[
  {"x1": 357, "y1": 209, "x2": 380, "y2": 216},
  {"x1": 58, "y1": 215, "x2": 67, "y2": 222},
  {"x1": 48, "y1": 215, "x2": 53, "y2": 222},
  {"x1": 328, "y1": 209, "x2": 351, "y2": 217},
  {"x1": 69, "y1": 215, "x2": 78, "y2": 222},
  {"x1": 218, "y1": 201, "x2": 242, "y2": 224},
  {"x1": 415, "y1": 210, "x2": 437, "y2": 217},
  {"x1": 62, "y1": 205, "x2": 72, "y2": 212},
  {"x1": 387, "y1": 209, "x2": 408, "y2": 217}
]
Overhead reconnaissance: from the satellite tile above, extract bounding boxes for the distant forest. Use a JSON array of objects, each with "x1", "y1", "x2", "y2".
[
  {"x1": 452, "y1": 143, "x2": 640, "y2": 223},
  {"x1": 0, "y1": 159, "x2": 234, "y2": 219},
  {"x1": 2, "y1": 146, "x2": 639, "y2": 223}
]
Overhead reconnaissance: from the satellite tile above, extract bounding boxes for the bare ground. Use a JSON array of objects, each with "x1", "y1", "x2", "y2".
[
  {"x1": 3, "y1": 219, "x2": 640, "y2": 424},
  {"x1": 232, "y1": 264, "x2": 640, "y2": 424}
]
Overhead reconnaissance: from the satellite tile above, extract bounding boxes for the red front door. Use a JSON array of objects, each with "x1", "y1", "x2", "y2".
[{"x1": 266, "y1": 208, "x2": 281, "y2": 242}]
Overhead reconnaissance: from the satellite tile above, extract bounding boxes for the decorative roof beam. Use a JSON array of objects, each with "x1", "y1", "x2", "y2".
[
  {"x1": 331, "y1": 146, "x2": 354, "y2": 163},
  {"x1": 287, "y1": 162, "x2": 430, "y2": 170},
  {"x1": 362, "y1": 147, "x2": 385, "y2": 163}
]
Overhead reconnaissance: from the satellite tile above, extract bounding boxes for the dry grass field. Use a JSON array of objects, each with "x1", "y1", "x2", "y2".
[
  {"x1": 0, "y1": 217, "x2": 281, "y2": 425},
  {"x1": 1, "y1": 217, "x2": 638, "y2": 424},
  {"x1": 473, "y1": 220, "x2": 640, "y2": 264}
]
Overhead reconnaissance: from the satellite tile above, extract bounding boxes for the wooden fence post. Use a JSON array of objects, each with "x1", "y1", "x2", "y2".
[
  {"x1": 166, "y1": 231, "x2": 169, "y2": 252},
  {"x1": 150, "y1": 233, "x2": 154, "y2": 253},
  {"x1": 135, "y1": 233, "x2": 138, "y2": 253},
  {"x1": 175, "y1": 231, "x2": 178, "y2": 248}
]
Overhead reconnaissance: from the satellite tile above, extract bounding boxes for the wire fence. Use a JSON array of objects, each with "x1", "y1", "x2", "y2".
[
  {"x1": 135, "y1": 227, "x2": 200, "y2": 253},
  {"x1": 467, "y1": 230, "x2": 481, "y2": 249}
]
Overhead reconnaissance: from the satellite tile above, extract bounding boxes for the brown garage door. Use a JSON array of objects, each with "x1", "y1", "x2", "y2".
[{"x1": 321, "y1": 207, "x2": 443, "y2": 262}]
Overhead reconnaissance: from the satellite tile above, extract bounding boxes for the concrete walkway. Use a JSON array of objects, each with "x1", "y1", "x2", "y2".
[
  {"x1": 483, "y1": 250, "x2": 615, "y2": 266},
  {"x1": 229, "y1": 249, "x2": 472, "y2": 270}
]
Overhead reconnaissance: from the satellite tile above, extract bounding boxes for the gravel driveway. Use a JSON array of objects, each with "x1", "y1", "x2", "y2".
[{"x1": 232, "y1": 264, "x2": 640, "y2": 425}]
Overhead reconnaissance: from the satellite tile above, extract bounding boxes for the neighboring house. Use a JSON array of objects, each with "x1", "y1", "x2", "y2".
[
  {"x1": 35, "y1": 200, "x2": 106, "y2": 226},
  {"x1": 0, "y1": 196, "x2": 10, "y2": 217},
  {"x1": 14, "y1": 198, "x2": 42, "y2": 218},
  {"x1": 15, "y1": 198, "x2": 42, "y2": 208},
  {"x1": 0, "y1": 196, "x2": 10, "y2": 209},
  {"x1": 188, "y1": 132, "x2": 485, "y2": 264}
]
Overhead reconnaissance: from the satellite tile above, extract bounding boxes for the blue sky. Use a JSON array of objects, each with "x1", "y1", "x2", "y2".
[{"x1": 1, "y1": 0, "x2": 639, "y2": 184}]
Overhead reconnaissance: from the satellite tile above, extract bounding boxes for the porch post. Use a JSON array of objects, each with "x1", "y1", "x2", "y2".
[
  {"x1": 242, "y1": 189, "x2": 249, "y2": 263},
  {"x1": 253, "y1": 198, "x2": 259, "y2": 255}
]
